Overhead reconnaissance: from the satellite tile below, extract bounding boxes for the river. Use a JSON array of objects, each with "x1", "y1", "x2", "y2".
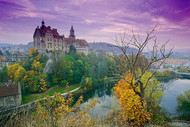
[
  {"x1": 80, "y1": 78, "x2": 190, "y2": 119},
  {"x1": 161, "y1": 78, "x2": 190, "y2": 117}
]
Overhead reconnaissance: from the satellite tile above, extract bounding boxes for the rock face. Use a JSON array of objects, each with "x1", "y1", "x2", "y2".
[{"x1": 89, "y1": 42, "x2": 137, "y2": 55}]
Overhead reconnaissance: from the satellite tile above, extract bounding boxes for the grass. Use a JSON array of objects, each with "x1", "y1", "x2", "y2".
[
  {"x1": 47, "y1": 83, "x2": 80, "y2": 96},
  {"x1": 22, "y1": 83, "x2": 80, "y2": 104},
  {"x1": 22, "y1": 77, "x2": 116, "y2": 104}
]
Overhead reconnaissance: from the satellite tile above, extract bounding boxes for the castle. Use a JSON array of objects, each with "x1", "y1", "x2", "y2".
[{"x1": 33, "y1": 20, "x2": 89, "y2": 55}]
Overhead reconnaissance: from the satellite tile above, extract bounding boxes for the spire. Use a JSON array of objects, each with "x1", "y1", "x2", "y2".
[
  {"x1": 69, "y1": 25, "x2": 75, "y2": 38},
  {"x1": 41, "y1": 20, "x2": 45, "y2": 25},
  {"x1": 41, "y1": 20, "x2": 45, "y2": 29},
  {"x1": 71, "y1": 25, "x2": 74, "y2": 32}
]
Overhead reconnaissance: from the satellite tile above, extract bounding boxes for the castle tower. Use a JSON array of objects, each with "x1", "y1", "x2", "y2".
[
  {"x1": 41, "y1": 20, "x2": 45, "y2": 29},
  {"x1": 69, "y1": 25, "x2": 75, "y2": 38}
]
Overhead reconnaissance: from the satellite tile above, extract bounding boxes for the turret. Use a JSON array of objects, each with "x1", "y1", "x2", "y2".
[{"x1": 41, "y1": 20, "x2": 45, "y2": 29}]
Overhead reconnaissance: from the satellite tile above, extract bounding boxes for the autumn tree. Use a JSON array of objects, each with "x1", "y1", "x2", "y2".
[
  {"x1": 28, "y1": 48, "x2": 38, "y2": 57},
  {"x1": 113, "y1": 26, "x2": 173, "y2": 125},
  {"x1": 114, "y1": 26, "x2": 173, "y2": 101},
  {"x1": 7, "y1": 63, "x2": 26, "y2": 82},
  {"x1": 36, "y1": 93, "x2": 98, "y2": 127},
  {"x1": 114, "y1": 72, "x2": 151, "y2": 126}
]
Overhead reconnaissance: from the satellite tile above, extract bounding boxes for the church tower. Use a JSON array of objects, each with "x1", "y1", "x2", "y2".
[{"x1": 69, "y1": 25, "x2": 75, "y2": 38}]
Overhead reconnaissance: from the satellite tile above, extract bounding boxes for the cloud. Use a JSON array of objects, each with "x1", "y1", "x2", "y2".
[{"x1": 0, "y1": 0, "x2": 189, "y2": 48}]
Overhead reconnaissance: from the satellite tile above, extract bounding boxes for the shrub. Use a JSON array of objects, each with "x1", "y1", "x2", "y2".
[
  {"x1": 60, "y1": 80, "x2": 69, "y2": 87},
  {"x1": 114, "y1": 73, "x2": 151, "y2": 126}
]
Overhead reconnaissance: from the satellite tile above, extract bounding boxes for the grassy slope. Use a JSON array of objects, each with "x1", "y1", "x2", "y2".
[{"x1": 22, "y1": 83, "x2": 80, "y2": 104}]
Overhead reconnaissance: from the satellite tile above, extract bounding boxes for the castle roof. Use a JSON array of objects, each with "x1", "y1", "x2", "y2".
[
  {"x1": 64, "y1": 38, "x2": 88, "y2": 46},
  {"x1": 33, "y1": 25, "x2": 63, "y2": 39}
]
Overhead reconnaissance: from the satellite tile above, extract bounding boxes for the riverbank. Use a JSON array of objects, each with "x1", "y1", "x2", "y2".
[
  {"x1": 22, "y1": 83, "x2": 80, "y2": 104},
  {"x1": 1, "y1": 77, "x2": 118, "y2": 125},
  {"x1": 22, "y1": 77, "x2": 118, "y2": 104}
]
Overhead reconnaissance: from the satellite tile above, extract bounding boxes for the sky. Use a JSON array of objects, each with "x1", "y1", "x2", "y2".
[{"x1": 0, "y1": 0, "x2": 190, "y2": 49}]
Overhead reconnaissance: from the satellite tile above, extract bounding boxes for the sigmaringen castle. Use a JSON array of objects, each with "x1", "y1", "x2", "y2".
[{"x1": 33, "y1": 20, "x2": 89, "y2": 55}]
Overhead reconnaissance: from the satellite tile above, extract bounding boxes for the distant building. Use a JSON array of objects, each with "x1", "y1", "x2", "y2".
[
  {"x1": 0, "y1": 56, "x2": 12, "y2": 70},
  {"x1": 11, "y1": 52, "x2": 28, "y2": 61},
  {"x1": 164, "y1": 59, "x2": 188, "y2": 68},
  {"x1": 33, "y1": 20, "x2": 89, "y2": 55},
  {"x1": 0, "y1": 52, "x2": 27, "y2": 70},
  {"x1": 0, "y1": 82, "x2": 22, "y2": 109}
]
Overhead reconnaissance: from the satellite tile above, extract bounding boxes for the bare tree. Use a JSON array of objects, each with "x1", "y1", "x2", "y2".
[{"x1": 114, "y1": 26, "x2": 173, "y2": 101}]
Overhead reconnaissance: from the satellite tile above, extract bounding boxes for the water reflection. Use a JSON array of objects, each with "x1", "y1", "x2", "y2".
[
  {"x1": 80, "y1": 78, "x2": 190, "y2": 118},
  {"x1": 161, "y1": 78, "x2": 190, "y2": 117},
  {"x1": 80, "y1": 83, "x2": 115, "y2": 119}
]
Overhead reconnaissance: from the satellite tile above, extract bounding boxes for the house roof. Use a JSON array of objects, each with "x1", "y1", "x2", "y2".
[
  {"x1": 165, "y1": 59, "x2": 188, "y2": 65},
  {"x1": 0, "y1": 56, "x2": 6, "y2": 61},
  {"x1": 0, "y1": 83, "x2": 19, "y2": 97},
  {"x1": 64, "y1": 38, "x2": 88, "y2": 46}
]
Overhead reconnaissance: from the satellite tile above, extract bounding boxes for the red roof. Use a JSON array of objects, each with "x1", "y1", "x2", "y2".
[
  {"x1": 165, "y1": 59, "x2": 188, "y2": 65},
  {"x1": 64, "y1": 38, "x2": 88, "y2": 46},
  {"x1": 0, "y1": 83, "x2": 19, "y2": 97},
  {"x1": 76, "y1": 39, "x2": 88, "y2": 46},
  {"x1": 33, "y1": 26, "x2": 63, "y2": 39},
  {"x1": 0, "y1": 56, "x2": 6, "y2": 61}
]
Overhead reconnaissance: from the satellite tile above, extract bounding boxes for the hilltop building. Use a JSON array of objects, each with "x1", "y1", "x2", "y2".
[
  {"x1": 0, "y1": 82, "x2": 22, "y2": 109},
  {"x1": 33, "y1": 20, "x2": 89, "y2": 55}
]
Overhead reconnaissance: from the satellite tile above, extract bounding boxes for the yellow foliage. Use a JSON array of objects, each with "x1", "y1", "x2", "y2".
[
  {"x1": 28, "y1": 48, "x2": 37, "y2": 57},
  {"x1": 31, "y1": 60, "x2": 42, "y2": 72},
  {"x1": 40, "y1": 78, "x2": 47, "y2": 92},
  {"x1": 114, "y1": 72, "x2": 151, "y2": 126},
  {"x1": 7, "y1": 63, "x2": 26, "y2": 82},
  {"x1": 36, "y1": 93, "x2": 98, "y2": 126},
  {"x1": 14, "y1": 66, "x2": 26, "y2": 82},
  {"x1": 137, "y1": 69, "x2": 164, "y2": 110}
]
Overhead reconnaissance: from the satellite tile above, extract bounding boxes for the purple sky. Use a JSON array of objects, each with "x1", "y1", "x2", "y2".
[{"x1": 0, "y1": 0, "x2": 190, "y2": 49}]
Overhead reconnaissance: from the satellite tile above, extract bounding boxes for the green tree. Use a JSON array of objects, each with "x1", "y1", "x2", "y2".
[
  {"x1": 98, "y1": 61, "x2": 107, "y2": 78},
  {"x1": 0, "y1": 66, "x2": 8, "y2": 82},
  {"x1": 177, "y1": 89, "x2": 190, "y2": 120},
  {"x1": 6, "y1": 50, "x2": 10, "y2": 56},
  {"x1": 0, "y1": 51, "x2": 3, "y2": 56}
]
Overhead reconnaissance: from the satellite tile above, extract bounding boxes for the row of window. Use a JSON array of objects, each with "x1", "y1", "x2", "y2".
[{"x1": 35, "y1": 38, "x2": 61, "y2": 42}]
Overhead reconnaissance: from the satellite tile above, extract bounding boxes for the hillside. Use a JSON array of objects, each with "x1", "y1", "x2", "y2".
[{"x1": 88, "y1": 42, "x2": 137, "y2": 55}]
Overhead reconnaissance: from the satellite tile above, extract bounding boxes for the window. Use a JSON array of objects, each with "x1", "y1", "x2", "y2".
[
  {"x1": 5, "y1": 96, "x2": 8, "y2": 101},
  {"x1": 9, "y1": 101, "x2": 15, "y2": 106}
]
